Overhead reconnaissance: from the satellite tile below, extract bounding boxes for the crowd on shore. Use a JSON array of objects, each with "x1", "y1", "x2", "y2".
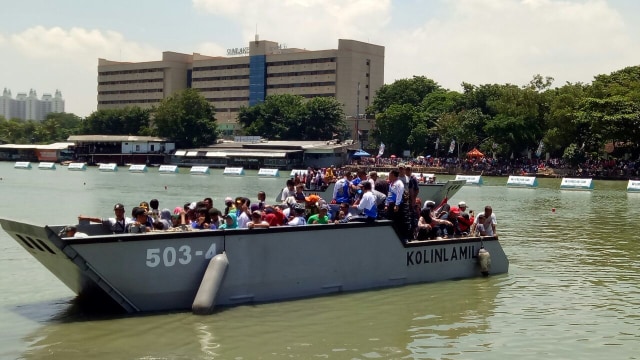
[{"x1": 351, "y1": 155, "x2": 640, "y2": 179}]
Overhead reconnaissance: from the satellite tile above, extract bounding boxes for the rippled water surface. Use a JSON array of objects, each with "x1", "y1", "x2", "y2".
[{"x1": 0, "y1": 163, "x2": 638, "y2": 359}]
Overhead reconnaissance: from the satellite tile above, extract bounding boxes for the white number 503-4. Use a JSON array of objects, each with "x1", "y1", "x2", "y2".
[{"x1": 146, "y1": 244, "x2": 216, "y2": 268}]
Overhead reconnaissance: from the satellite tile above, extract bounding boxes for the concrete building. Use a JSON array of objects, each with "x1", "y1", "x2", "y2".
[
  {"x1": 0, "y1": 88, "x2": 65, "y2": 121},
  {"x1": 97, "y1": 37, "x2": 384, "y2": 138}
]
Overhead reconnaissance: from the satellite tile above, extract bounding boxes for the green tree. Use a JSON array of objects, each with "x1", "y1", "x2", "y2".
[
  {"x1": 82, "y1": 107, "x2": 150, "y2": 135},
  {"x1": 371, "y1": 104, "x2": 417, "y2": 156},
  {"x1": 152, "y1": 88, "x2": 218, "y2": 148},
  {"x1": 370, "y1": 76, "x2": 442, "y2": 113},
  {"x1": 302, "y1": 97, "x2": 346, "y2": 140},
  {"x1": 238, "y1": 94, "x2": 344, "y2": 141},
  {"x1": 543, "y1": 83, "x2": 587, "y2": 157}
]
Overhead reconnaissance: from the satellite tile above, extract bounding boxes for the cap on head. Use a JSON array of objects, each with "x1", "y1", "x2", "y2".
[
  {"x1": 458, "y1": 201, "x2": 467, "y2": 208},
  {"x1": 114, "y1": 203, "x2": 125, "y2": 210}
]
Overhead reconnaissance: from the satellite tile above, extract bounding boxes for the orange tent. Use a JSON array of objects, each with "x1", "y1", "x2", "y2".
[{"x1": 467, "y1": 148, "x2": 484, "y2": 158}]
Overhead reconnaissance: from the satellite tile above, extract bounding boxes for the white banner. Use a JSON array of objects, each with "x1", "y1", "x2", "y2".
[{"x1": 448, "y1": 139, "x2": 456, "y2": 154}]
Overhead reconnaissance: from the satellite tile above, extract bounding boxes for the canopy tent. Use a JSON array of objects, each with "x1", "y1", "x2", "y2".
[
  {"x1": 467, "y1": 148, "x2": 484, "y2": 158},
  {"x1": 390, "y1": 154, "x2": 397, "y2": 158},
  {"x1": 352, "y1": 150, "x2": 371, "y2": 157}
]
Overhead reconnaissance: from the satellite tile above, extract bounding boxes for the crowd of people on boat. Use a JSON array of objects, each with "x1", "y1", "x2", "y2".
[{"x1": 72, "y1": 163, "x2": 497, "y2": 242}]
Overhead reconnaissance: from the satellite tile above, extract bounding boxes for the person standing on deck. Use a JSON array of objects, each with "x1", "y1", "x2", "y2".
[{"x1": 78, "y1": 203, "x2": 131, "y2": 234}]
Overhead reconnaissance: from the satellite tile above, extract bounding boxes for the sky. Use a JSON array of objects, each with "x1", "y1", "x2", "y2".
[{"x1": 1, "y1": 0, "x2": 639, "y2": 118}]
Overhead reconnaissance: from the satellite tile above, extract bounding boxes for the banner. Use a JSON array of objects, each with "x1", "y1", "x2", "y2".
[
  {"x1": 448, "y1": 139, "x2": 456, "y2": 154},
  {"x1": 377, "y1": 142, "x2": 385, "y2": 158},
  {"x1": 435, "y1": 138, "x2": 439, "y2": 150}
]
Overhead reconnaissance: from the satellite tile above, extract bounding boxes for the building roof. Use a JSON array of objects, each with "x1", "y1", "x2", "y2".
[
  {"x1": 0, "y1": 142, "x2": 75, "y2": 150},
  {"x1": 67, "y1": 135, "x2": 169, "y2": 142}
]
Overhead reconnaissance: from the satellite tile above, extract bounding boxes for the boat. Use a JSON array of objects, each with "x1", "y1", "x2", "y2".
[
  {"x1": 0, "y1": 215, "x2": 508, "y2": 314},
  {"x1": 278, "y1": 179, "x2": 467, "y2": 205}
]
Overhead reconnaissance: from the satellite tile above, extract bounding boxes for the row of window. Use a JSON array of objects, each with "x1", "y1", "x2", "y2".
[
  {"x1": 98, "y1": 89, "x2": 163, "y2": 95},
  {"x1": 192, "y1": 75, "x2": 250, "y2": 82},
  {"x1": 98, "y1": 99, "x2": 159, "y2": 105},
  {"x1": 193, "y1": 64, "x2": 250, "y2": 71},
  {"x1": 267, "y1": 57, "x2": 336, "y2": 66},
  {"x1": 195, "y1": 86, "x2": 248, "y2": 92},
  {"x1": 99, "y1": 68, "x2": 163, "y2": 76},
  {"x1": 99, "y1": 78, "x2": 163, "y2": 85},
  {"x1": 205, "y1": 97, "x2": 249, "y2": 102},
  {"x1": 267, "y1": 82, "x2": 336, "y2": 89},
  {"x1": 267, "y1": 70, "x2": 336, "y2": 78}
]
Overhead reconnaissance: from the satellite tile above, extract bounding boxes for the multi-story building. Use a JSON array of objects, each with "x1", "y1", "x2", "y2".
[
  {"x1": 97, "y1": 37, "x2": 384, "y2": 141},
  {"x1": 0, "y1": 88, "x2": 65, "y2": 121}
]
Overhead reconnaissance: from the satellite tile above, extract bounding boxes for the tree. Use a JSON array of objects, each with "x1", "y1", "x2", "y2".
[
  {"x1": 369, "y1": 76, "x2": 442, "y2": 113},
  {"x1": 371, "y1": 104, "x2": 417, "y2": 156},
  {"x1": 238, "y1": 94, "x2": 345, "y2": 140},
  {"x1": 82, "y1": 107, "x2": 151, "y2": 135},
  {"x1": 152, "y1": 89, "x2": 218, "y2": 148},
  {"x1": 302, "y1": 97, "x2": 346, "y2": 140}
]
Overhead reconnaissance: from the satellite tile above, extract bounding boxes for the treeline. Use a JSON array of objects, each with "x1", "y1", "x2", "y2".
[
  {"x1": 0, "y1": 89, "x2": 219, "y2": 148},
  {"x1": 369, "y1": 66, "x2": 640, "y2": 165}
]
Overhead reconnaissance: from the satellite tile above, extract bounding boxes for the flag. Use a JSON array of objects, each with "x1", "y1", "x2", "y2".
[
  {"x1": 357, "y1": 130, "x2": 362, "y2": 136},
  {"x1": 492, "y1": 142, "x2": 498, "y2": 150},
  {"x1": 435, "y1": 138, "x2": 440, "y2": 150},
  {"x1": 377, "y1": 142, "x2": 385, "y2": 158},
  {"x1": 332, "y1": 132, "x2": 338, "y2": 138},
  {"x1": 448, "y1": 139, "x2": 456, "y2": 154},
  {"x1": 535, "y1": 140, "x2": 544, "y2": 157}
]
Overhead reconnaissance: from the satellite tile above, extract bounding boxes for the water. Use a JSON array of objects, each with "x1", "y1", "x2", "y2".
[{"x1": 1, "y1": 163, "x2": 639, "y2": 359}]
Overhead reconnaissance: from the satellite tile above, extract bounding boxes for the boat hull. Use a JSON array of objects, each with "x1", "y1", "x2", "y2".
[{"x1": 1, "y1": 218, "x2": 508, "y2": 313}]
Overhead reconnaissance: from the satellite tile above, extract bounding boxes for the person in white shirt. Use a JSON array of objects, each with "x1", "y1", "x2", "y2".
[
  {"x1": 288, "y1": 204, "x2": 307, "y2": 226},
  {"x1": 351, "y1": 181, "x2": 378, "y2": 222},
  {"x1": 472, "y1": 206, "x2": 497, "y2": 237}
]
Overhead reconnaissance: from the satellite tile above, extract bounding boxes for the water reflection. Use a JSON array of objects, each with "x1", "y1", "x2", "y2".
[{"x1": 20, "y1": 277, "x2": 503, "y2": 359}]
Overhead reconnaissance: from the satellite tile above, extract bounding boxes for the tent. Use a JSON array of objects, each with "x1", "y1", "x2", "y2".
[
  {"x1": 352, "y1": 150, "x2": 371, "y2": 157},
  {"x1": 467, "y1": 148, "x2": 484, "y2": 158}
]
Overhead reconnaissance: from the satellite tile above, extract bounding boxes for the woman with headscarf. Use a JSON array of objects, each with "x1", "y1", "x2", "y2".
[{"x1": 219, "y1": 212, "x2": 238, "y2": 229}]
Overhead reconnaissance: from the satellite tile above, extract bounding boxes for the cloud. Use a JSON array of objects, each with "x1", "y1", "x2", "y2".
[
  {"x1": 192, "y1": 0, "x2": 392, "y2": 49},
  {"x1": 195, "y1": 42, "x2": 227, "y2": 57},
  {"x1": 385, "y1": 0, "x2": 639, "y2": 89},
  {"x1": 1, "y1": 26, "x2": 161, "y2": 117},
  {"x1": 8, "y1": 26, "x2": 160, "y2": 71}
]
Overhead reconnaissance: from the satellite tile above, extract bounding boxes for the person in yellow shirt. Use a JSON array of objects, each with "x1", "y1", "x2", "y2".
[{"x1": 324, "y1": 165, "x2": 335, "y2": 183}]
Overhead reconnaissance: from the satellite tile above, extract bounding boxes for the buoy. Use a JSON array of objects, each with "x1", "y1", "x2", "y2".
[
  {"x1": 164, "y1": 185, "x2": 167, "y2": 190},
  {"x1": 552, "y1": 208, "x2": 556, "y2": 212},
  {"x1": 192, "y1": 252, "x2": 229, "y2": 315},
  {"x1": 478, "y1": 247, "x2": 491, "y2": 276}
]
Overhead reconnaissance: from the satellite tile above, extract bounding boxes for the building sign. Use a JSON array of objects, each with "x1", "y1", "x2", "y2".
[{"x1": 227, "y1": 47, "x2": 250, "y2": 56}]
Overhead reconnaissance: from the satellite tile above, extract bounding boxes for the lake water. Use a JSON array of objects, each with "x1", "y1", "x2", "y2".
[{"x1": 0, "y1": 162, "x2": 639, "y2": 359}]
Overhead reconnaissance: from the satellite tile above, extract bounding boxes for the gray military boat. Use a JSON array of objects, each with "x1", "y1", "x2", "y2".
[{"x1": 1, "y1": 209, "x2": 508, "y2": 314}]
